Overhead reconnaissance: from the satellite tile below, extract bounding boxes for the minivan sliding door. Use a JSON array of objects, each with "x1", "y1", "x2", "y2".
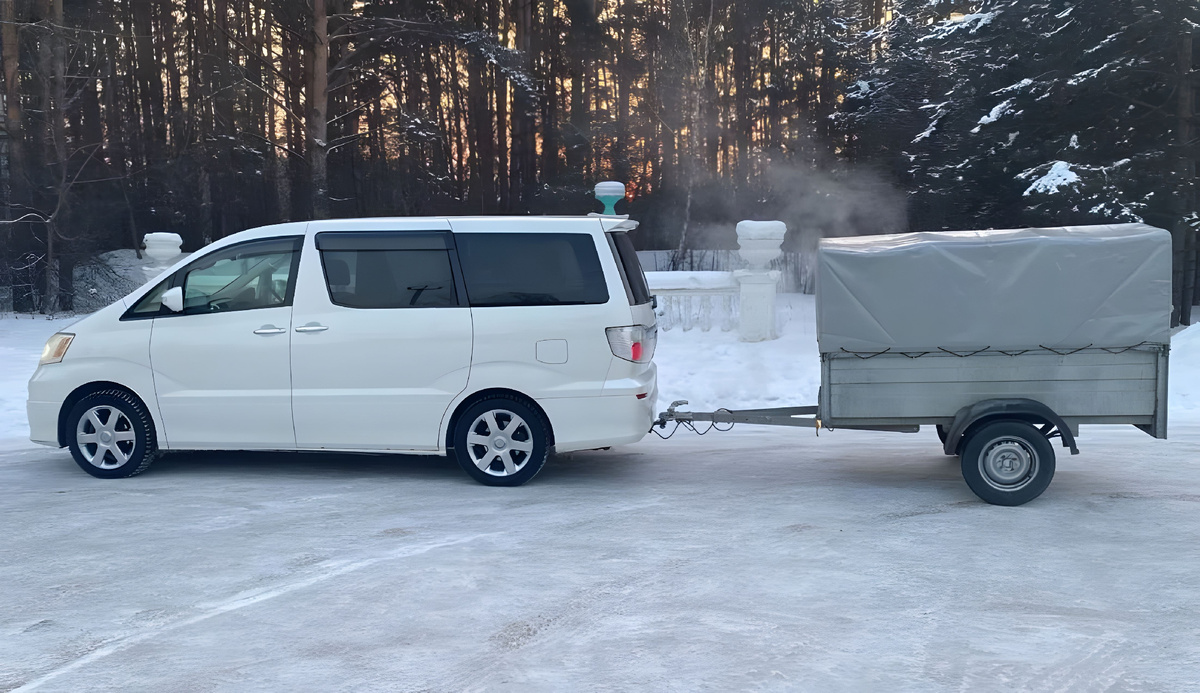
[{"x1": 289, "y1": 228, "x2": 472, "y2": 451}]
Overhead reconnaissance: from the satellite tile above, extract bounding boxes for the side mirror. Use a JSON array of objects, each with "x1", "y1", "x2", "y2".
[
  {"x1": 651, "y1": 295, "x2": 658, "y2": 310},
  {"x1": 162, "y1": 286, "x2": 184, "y2": 313}
]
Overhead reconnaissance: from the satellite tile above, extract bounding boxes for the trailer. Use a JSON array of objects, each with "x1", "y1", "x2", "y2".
[{"x1": 656, "y1": 224, "x2": 1174, "y2": 506}]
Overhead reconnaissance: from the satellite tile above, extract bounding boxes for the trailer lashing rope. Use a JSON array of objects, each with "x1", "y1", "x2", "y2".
[
  {"x1": 1100, "y1": 341, "x2": 1149, "y2": 354},
  {"x1": 937, "y1": 346, "x2": 993, "y2": 358},
  {"x1": 1039, "y1": 344, "x2": 1094, "y2": 356},
  {"x1": 839, "y1": 347, "x2": 891, "y2": 359},
  {"x1": 829, "y1": 343, "x2": 1153, "y2": 359}
]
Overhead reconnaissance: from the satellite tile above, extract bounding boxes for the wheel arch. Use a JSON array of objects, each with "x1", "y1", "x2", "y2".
[
  {"x1": 944, "y1": 398, "x2": 1078, "y2": 457},
  {"x1": 444, "y1": 388, "x2": 555, "y2": 452},
  {"x1": 58, "y1": 381, "x2": 156, "y2": 448}
]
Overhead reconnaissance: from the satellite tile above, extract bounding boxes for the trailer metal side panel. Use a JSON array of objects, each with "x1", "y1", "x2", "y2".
[{"x1": 822, "y1": 348, "x2": 1164, "y2": 430}]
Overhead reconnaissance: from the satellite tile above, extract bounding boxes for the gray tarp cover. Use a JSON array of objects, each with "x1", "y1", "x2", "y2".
[{"x1": 816, "y1": 224, "x2": 1173, "y2": 353}]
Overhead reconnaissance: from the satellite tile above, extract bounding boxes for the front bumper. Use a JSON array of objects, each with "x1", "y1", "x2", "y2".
[{"x1": 27, "y1": 399, "x2": 61, "y2": 447}]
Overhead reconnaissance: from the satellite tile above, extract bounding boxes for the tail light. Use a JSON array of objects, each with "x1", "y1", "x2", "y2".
[{"x1": 606, "y1": 324, "x2": 656, "y2": 364}]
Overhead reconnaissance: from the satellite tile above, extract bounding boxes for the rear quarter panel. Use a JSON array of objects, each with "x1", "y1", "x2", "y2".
[{"x1": 440, "y1": 218, "x2": 643, "y2": 451}]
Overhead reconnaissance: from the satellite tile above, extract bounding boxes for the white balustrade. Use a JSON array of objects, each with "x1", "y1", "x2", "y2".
[
  {"x1": 642, "y1": 220, "x2": 787, "y2": 340},
  {"x1": 646, "y1": 271, "x2": 738, "y2": 332}
]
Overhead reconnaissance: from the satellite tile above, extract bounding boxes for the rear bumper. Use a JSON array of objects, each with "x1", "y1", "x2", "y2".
[
  {"x1": 543, "y1": 364, "x2": 657, "y2": 453},
  {"x1": 27, "y1": 399, "x2": 61, "y2": 447}
]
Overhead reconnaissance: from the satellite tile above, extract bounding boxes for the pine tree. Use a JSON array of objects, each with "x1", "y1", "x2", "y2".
[{"x1": 843, "y1": 0, "x2": 1198, "y2": 239}]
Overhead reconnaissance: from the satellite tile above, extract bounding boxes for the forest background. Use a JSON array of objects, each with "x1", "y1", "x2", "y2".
[{"x1": 0, "y1": 0, "x2": 1197, "y2": 325}]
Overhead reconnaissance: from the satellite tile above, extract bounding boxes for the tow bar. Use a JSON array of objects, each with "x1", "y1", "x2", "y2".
[
  {"x1": 653, "y1": 400, "x2": 919, "y2": 437},
  {"x1": 653, "y1": 400, "x2": 821, "y2": 437}
]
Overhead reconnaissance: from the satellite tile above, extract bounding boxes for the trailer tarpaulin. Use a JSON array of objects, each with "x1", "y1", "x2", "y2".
[{"x1": 817, "y1": 224, "x2": 1173, "y2": 353}]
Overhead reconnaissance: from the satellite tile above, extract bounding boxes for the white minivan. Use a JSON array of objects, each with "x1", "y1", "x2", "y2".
[{"x1": 27, "y1": 216, "x2": 658, "y2": 486}]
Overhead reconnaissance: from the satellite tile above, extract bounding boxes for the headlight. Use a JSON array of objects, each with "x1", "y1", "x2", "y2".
[{"x1": 40, "y1": 333, "x2": 75, "y2": 365}]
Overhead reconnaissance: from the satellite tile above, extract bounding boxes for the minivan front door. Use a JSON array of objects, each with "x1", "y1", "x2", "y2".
[
  {"x1": 150, "y1": 236, "x2": 302, "y2": 449},
  {"x1": 289, "y1": 224, "x2": 472, "y2": 451}
]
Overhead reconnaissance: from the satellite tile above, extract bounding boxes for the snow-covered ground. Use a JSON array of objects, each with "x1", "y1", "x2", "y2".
[
  {"x1": 3, "y1": 299, "x2": 1200, "y2": 690},
  {"x1": 0, "y1": 315, "x2": 78, "y2": 442}
]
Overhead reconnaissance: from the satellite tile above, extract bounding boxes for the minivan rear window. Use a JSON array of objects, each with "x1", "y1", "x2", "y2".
[
  {"x1": 608, "y1": 231, "x2": 652, "y2": 306},
  {"x1": 455, "y1": 233, "x2": 609, "y2": 307}
]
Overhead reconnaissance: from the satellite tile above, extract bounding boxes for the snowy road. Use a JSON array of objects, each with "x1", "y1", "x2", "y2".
[
  {"x1": 4, "y1": 422, "x2": 1200, "y2": 691},
  {"x1": 4, "y1": 304, "x2": 1200, "y2": 690}
]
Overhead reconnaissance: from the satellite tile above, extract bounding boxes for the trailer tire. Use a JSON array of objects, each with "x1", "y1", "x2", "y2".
[{"x1": 960, "y1": 421, "x2": 1055, "y2": 506}]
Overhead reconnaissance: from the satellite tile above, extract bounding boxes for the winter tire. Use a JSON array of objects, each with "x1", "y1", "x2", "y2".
[
  {"x1": 960, "y1": 420, "x2": 1055, "y2": 506},
  {"x1": 452, "y1": 396, "x2": 550, "y2": 487},
  {"x1": 66, "y1": 389, "x2": 157, "y2": 479}
]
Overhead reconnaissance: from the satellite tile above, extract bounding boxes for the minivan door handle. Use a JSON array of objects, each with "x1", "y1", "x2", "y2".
[
  {"x1": 295, "y1": 323, "x2": 329, "y2": 333},
  {"x1": 253, "y1": 326, "x2": 287, "y2": 335}
]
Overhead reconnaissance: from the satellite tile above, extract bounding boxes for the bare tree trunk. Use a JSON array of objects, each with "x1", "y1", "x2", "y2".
[
  {"x1": 42, "y1": 0, "x2": 66, "y2": 313},
  {"x1": 510, "y1": 0, "x2": 534, "y2": 210},
  {"x1": 1176, "y1": 30, "x2": 1195, "y2": 326},
  {"x1": 131, "y1": 0, "x2": 164, "y2": 159},
  {"x1": 308, "y1": 0, "x2": 329, "y2": 219},
  {"x1": 1, "y1": 0, "x2": 26, "y2": 212},
  {"x1": 614, "y1": 0, "x2": 632, "y2": 185},
  {"x1": 674, "y1": 0, "x2": 715, "y2": 266}
]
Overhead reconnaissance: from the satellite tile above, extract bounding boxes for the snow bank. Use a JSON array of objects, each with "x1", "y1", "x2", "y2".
[
  {"x1": 72, "y1": 249, "x2": 160, "y2": 313},
  {"x1": 655, "y1": 294, "x2": 820, "y2": 412},
  {"x1": 1170, "y1": 324, "x2": 1200, "y2": 414}
]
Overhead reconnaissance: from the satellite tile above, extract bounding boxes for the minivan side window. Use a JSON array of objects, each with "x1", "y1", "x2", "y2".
[
  {"x1": 181, "y1": 237, "x2": 302, "y2": 314},
  {"x1": 315, "y1": 231, "x2": 461, "y2": 309},
  {"x1": 607, "y1": 231, "x2": 652, "y2": 306},
  {"x1": 455, "y1": 233, "x2": 609, "y2": 307}
]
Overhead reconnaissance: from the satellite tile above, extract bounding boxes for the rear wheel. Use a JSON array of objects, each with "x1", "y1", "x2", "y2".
[
  {"x1": 960, "y1": 420, "x2": 1055, "y2": 506},
  {"x1": 452, "y1": 396, "x2": 550, "y2": 487},
  {"x1": 66, "y1": 390, "x2": 157, "y2": 479}
]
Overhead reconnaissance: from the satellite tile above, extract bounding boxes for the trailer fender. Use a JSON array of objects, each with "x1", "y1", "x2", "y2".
[{"x1": 943, "y1": 398, "x2": 1078, "y2": 456}]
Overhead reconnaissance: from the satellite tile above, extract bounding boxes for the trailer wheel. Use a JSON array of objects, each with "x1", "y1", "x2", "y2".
[{"x1": 960, "y1": 421, "x2": 1055, "y2": 506}]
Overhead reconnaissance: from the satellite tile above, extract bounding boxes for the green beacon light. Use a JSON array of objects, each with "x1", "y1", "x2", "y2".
[{"x1": 594, "y1": 181, "x2": 626, "y2": 216}]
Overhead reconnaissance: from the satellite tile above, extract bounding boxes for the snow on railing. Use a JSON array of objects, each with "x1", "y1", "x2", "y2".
[{"x1": 647, "y1": 271, "x2": 738, "y2": 332}]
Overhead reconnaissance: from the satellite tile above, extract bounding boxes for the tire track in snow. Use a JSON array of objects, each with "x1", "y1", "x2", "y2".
[{"x1": 11, "y1": 533, "x2": 494, "y2": 692}]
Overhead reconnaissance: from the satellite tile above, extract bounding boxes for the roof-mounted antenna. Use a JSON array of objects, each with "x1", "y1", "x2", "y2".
[{"x1": 594, "y1": 181, "x2": 625, "y2": 216}]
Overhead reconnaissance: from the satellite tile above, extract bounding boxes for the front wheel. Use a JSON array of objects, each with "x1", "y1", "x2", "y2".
[
  {"x1": 452, "y1": 396, "x2": 550, "y2": 487},
  {"x1": 66, "y1": 389, "x2": 158, "y2": 479},
  {"x1": 960, "y1": 420, "x2": 1055, "y2": 506}
]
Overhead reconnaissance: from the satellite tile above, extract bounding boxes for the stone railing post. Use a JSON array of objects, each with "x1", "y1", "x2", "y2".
[
  {"x1": 734, "y1": 221, "x2": 786, "y2": 342},
  {"x1": 143, "y1": 232, "x2": 184, "y2": 279}
]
